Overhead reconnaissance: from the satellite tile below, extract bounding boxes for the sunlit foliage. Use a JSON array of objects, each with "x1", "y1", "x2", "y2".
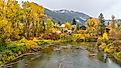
[
  {"x1": 86, "y1": 17, "x2": 100, "y2": 37},
  {"x1": 65, "y1": 22, "x2": 72, "y2": 30},
  {"x1": 0, "y1": 0, "x2": 49, "y2": 41}
]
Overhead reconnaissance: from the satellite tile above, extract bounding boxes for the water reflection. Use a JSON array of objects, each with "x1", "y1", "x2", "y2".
[
  {"x1": 97, "y1": 51, "x2": 108, "y2": 63},
  {"x1": 17, "y1": 60, "x2": 25, "y2": 68},
  {"x1": 4, "y1": 44, "x2": 121, "y2": 68}
]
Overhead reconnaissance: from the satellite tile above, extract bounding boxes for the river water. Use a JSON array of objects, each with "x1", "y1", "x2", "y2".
[{"x1": 3, "y1": 43, "x2": 121, "y2": 68}]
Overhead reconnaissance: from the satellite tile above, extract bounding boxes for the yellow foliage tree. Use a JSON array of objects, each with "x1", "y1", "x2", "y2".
[
  {"x1": 0, "y1": 0, "x2": 50, "y2": 41},
  {"x1": 45, "y1": 19, "x2": 54, "y2": 32},
  {"x1": 65, "y1": 22, "x2": 71, "y2": 30},
  {"x1": 102, "y1": 32, "x2": 109, "y2": 42},
  {"x1": 86, "y1": 17, "x2": 100, "y2": 37}
]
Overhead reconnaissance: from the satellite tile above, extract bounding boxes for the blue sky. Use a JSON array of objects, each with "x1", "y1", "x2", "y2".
[{"x1": 19, "y1": 0, "x2": 121, "y2": 19}]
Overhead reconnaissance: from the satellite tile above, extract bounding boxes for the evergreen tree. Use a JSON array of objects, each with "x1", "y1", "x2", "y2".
[
  {"x1": 58, "y1": 21, "x2": 61, "y2": 26},
  {"x1": 72, "y1": 18, "x2": 77, "y2": 25},
  {"x1": 98, "y1": 13, "x2": 106, "y2": 36}
]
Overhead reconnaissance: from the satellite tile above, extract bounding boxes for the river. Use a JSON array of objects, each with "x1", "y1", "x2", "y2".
[{"x1": 3, "y1": 43, "x2": 121, "y2": 68}]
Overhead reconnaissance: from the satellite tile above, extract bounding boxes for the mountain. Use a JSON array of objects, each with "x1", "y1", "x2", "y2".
[{"x1": 45, "y1": 8, "x2": 90, "y2": 25}]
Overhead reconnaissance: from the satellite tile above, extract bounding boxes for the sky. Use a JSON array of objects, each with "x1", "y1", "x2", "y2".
[{"x1": 20, "y1": 0, "x2": 121, "y2": 19}]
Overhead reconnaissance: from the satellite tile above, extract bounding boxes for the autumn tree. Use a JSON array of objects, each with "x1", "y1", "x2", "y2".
[
  {"x1": 45, "y1": 19, "x2": 54, "y2": 32},
  {"x1": 108, "y1": 15, "x2": 121, "y2": 39},
  {"x1": 65, "y1": 22, "x2": 72, "y2": 30},
  {"x1": 0, "y1": 0, "x2": 49, "y2": 40},
  {"x1": 86, "y1": 17, "x2": 100, "y2": 37},
  {"x1": 109, "y1": 15, "x2": 117, "y2": 29},
  {"x1": 7, "y1": 0, "x2": 23, "y2": 40},
  {"x1": 22, "y1": 1, "x2": 46, "y2": 39}
]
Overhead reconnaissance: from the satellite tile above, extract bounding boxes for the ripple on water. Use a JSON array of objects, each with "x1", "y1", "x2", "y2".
[{"x1": 10, "y1": 45, "x2": 121, "y2": 68}]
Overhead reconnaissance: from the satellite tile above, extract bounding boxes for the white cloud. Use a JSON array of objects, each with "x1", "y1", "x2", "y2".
[{"x1": 101, "y1": 1, "x2": 121, "y2": 19}]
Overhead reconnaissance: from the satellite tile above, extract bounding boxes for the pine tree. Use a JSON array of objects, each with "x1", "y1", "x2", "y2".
[
  {"x1": 72, "y1": 18, "x2": 77, "y2": 25},
  {"x1": 98, "y1": 13, "x2": 106, "y2": 36},
  {"x1": 58, "y1": 21, "x2": 61, "y2": 26}
]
